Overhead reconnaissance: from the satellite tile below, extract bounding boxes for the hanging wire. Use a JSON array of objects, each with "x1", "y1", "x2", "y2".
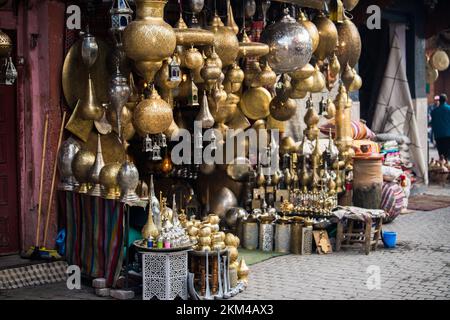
[{"x1": 242, "y1": 0, "x2": 246, "y2": 32}]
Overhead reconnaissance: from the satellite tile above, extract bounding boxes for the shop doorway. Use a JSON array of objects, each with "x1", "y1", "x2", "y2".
[{"x1": 0, "y1": 60, "x2": 19, "y2": 255}]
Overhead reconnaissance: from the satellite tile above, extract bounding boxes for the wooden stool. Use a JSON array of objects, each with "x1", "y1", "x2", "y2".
[{"x1": 335, "y1": 216, "x2": 383, "y2": 255}]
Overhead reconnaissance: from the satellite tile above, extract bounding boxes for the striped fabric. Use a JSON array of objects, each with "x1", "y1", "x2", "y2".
[
  {"x1": 319, "y1": 120, "x2": 376, "y2": 140},
  {"x1": 61, "y1": 192, "x2": 124, "y2": 287},
  {"x1": 381, "y1": 182, "x2": 405, "y2": 223}
]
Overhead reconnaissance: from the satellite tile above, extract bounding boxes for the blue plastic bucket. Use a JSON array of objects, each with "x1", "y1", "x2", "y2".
[{"x1": 382, "y1": 231, "x2": 397, "y2": 248}]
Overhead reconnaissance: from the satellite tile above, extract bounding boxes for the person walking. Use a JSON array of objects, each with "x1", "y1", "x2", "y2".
[
  {"x1": 431, "y1": 94, "x2": 450, "y2": 160},
  {"x1": 428, "y1": 95, "x2": 439, "y2": 146}
]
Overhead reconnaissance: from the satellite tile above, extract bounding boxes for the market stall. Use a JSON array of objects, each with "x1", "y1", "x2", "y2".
[{"x1": 56, "y1": 0, "x2": 405, "y2": 300}]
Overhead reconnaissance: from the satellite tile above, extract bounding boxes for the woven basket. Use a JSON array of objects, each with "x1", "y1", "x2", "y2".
[{"x1": 429, "y1": 170, "x2": 449, "y2": 184}]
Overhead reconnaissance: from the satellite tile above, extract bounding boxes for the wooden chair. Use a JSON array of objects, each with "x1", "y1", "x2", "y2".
[{"x1": 335, "y1": 216, "x2": 383, "y2": 255}]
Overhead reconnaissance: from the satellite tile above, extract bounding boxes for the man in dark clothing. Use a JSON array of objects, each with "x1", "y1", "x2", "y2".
[
  {"x1": 431, "y1": 94, "x2": 450, "y2": 160},
  {"x1": 428, "y1": 95, "x2": 439, "y2": 146}
]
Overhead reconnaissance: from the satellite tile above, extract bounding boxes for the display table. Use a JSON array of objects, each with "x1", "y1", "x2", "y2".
[{"x1": 141, "y1": 250, "x2": 189, "y2": 300}]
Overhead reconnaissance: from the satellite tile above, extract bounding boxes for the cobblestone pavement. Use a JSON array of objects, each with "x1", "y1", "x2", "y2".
[
  {"x1": 1, "y1": 189, "x2": 450, "y2": 300},
  {"x1": 237, "y1": 206, "x2": 450, "y2": 300}
]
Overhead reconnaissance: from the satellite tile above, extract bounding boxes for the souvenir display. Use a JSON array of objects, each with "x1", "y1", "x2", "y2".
[{"x1": 56, "y1": 0, "x2": 369, "y2": 300}]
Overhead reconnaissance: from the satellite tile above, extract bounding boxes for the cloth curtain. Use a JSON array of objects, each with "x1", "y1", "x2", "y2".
[
  {"x1": 61, "y1": 191, "x2": 125, "y2": 287},
  {"x1": 372, "y1": 24, "x2": 428, "y2": 184}
]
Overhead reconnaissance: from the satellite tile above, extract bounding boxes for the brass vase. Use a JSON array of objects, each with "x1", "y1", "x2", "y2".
[
  {"x1": 117, "y1": 158, "x2": 140, "y2": 203},
  {"x1": 142, "y1": 205, "x2": 159, "y2": 239},
  {"x1": 58, "y1": 138, "x2": 81, "y2": 191},
  {"x1": 88, "y1": 134, "x2": 105, "y2": 197},
  {"x1": 72, "y1": 150, "x2": 96, "y2": 194},
  {"x1": 123, "y1": 0, "x2": 176, "y2": 82},
  {"x1": 99, "y1": 162, "x2": 122, "y2": 199}
]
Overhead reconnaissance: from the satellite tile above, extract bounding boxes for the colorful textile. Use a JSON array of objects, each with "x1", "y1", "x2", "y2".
[
  {"x1": 381, "y1": 182, "x2": 405, "y2": 223},
  {"x1": 60, "y1": 191, "x2": 124, "y2": 287},
  {"x1": 320, "y1": 120, "x2": 376, "y2": 140},
  {"x1": 332, "y1": 206, "x2": 386, "y2": 222}
]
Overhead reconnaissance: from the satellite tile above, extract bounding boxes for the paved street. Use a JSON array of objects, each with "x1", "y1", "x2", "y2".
[
  {"x1": 1, "y1": 190, "x2": 450, "y2": 300},
  {"x1": 238, "y1": 206, "x2": 450, "y2": 300}
]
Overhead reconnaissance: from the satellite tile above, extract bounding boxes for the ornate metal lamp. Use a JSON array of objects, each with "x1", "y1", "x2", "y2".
[{"x1": 110, "y1": 0, "x2": 133, "y2": 45}]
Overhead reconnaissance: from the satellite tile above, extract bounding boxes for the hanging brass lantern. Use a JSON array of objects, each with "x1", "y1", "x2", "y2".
[
  {"x1": 174, "y1": 14, "x2": 215, "y2": 47},
  {"x1": 109, "y1": 66, "x2": 130, "y2": 139},
  {"x1": 0, "y1": 57, "x2": 17, "y2": 85},
  {"x1": 313, "y1": 12, "x2": 338, "y2": 61},
  {"x1": 289, "y1": 63, "x2": 315, "y2": 80},
  {"x1": 297, "y1": 10, "x2": 320, "y2": 53},
  {"x1": 335, "y1": 16, "x2": 362, "y2": 69},
  {"x1": 310, "y1": 65, "x2": 326, "y2": 93},
  {"x1": 260, "y1": 9, "x2": 313, "y2": 73},
  {"x1": 207, "y1": 13, "x2": 239, "y2": 67},
  {"x1": 238, "y1": 30, "x2": 270, "y2": 59},
  {"x1": 184, "y1": 47, "x2": 204, "y2": 70},
  {"x1": 224, "y1": 62, "x2": 245, "y2": 93},
  {"x1": 123, "y1": 0, "x2": 176, "y2": 82},
  {"x1": 244, "y1": 60, "x2": 262, "y2": 87},
  {"x1": 304, "y1": 97, "x2": 320, "y2": 141},
  {"x1": 133, "y1": 86, "x2": 173, "y2": 135},
  {"x1": 341, "y1": 63, "x2": 355, "y2": 90},
  {"x1": 329, "y1": 53, "x2": 341, "y2": 77},
  {"x1": 252, "y1": 63, "x2": 277, "y2": 88},
  {"x1": 110, "y1": 0, "x2": 133, "y2": 45},
  {"x1": 0, "y1": 29, "x2": 12, "y2": 58},
  {"x1": 200, "y1": 53, "x2": 222, "y2": 90},
  {"x1": 78, "y1": 74, "x2": 105, "y2": 121},
  {"x1": 126, "y1": 73, "x2": 140, "y2": 111},
  {"x1": 270, "y1": 95, "x2": 297, "y2": 122},
  {"x1": 187, "y1": 74, "x2": 200, "y2": 106},
  {"x1": 226, "y1": 0, "x2": 239, "y2": 35},
  {"x1": 196, "y1": 91, "x2": 215, "y2": 129}
]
